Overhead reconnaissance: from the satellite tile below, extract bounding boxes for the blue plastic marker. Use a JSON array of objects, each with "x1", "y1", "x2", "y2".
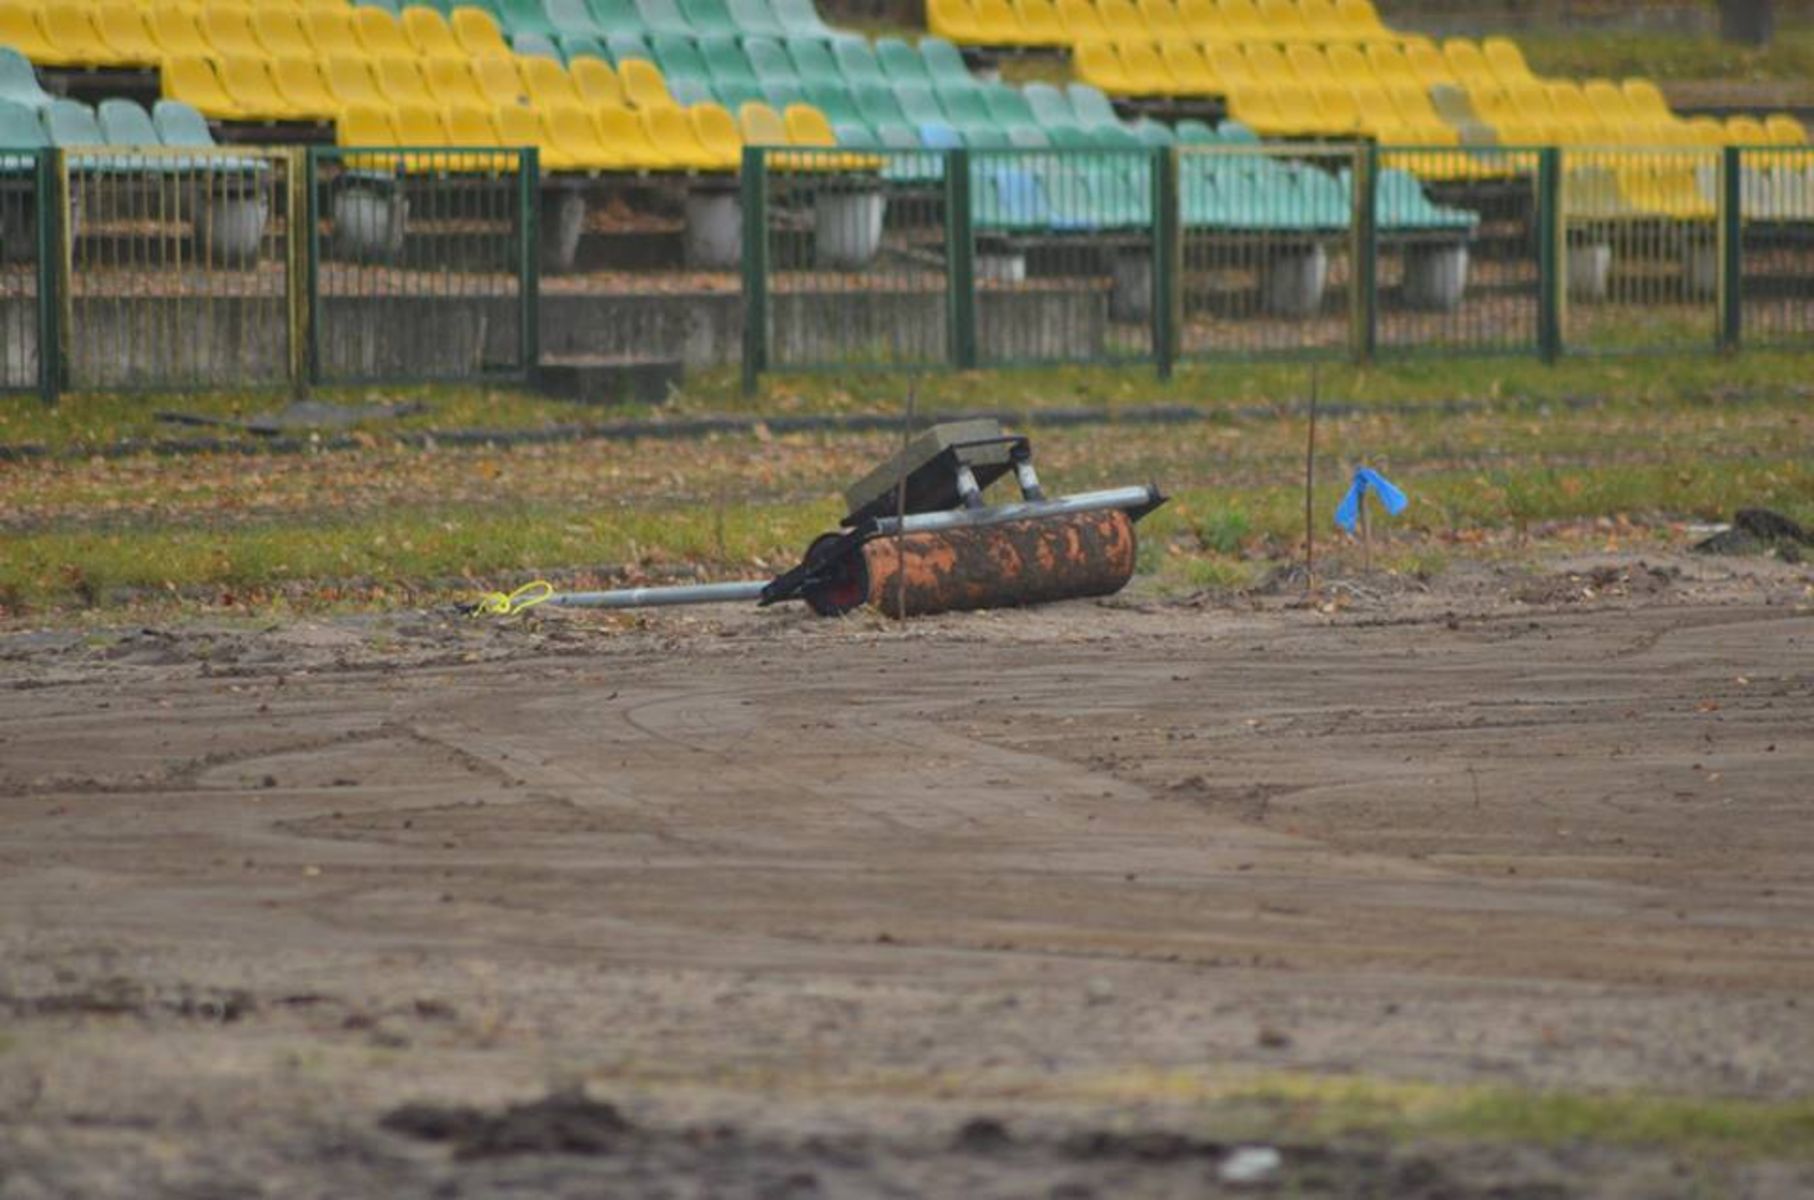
[{"x1": 1334, "y1": 467, "x2": 1407, "y2": 534}]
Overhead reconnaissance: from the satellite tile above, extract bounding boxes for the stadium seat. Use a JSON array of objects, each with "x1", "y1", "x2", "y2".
[
  {"x1": 162, "y1": 55, "x2": 242, "y2": 119},
  {"x1": 94, "y1": 4, "x2": 162, "y2": 66},
  {"x1": 470, "y1": 55, "x2": 527, "y2": 106},
  {"x1": 1483, "y1": 36, "x2": 1534, "y2": 83},
  {"x1": 1119, "y1": 42, "x2": 1175, "y2": 95},
  {"x1": 149, "y1": 8, "x2": 213, "y2": 59},
  {"x1": 773, "y1": 0, "x2": 842, "y2": 40},
  {"x1": 43, "y1": 98, "x2": 106, "y2": 148},
  {"x1": 1055, "y1": 0, "x2": 1106, "y2": 40},
  {"x1": 1443, "y1": 39, "x2": 1493, "y2": 85},
  {"x1": 445, "y1": 102, "x2": 501, "y2": 147},
  {"x1": 726, "y1": 0, "x2": 787, "y2": 38},
  {"x1": 644, "y1": 102, "x2": 719, "y2": 167},
  {"x1": 682, "y1": 0, "x2": 741, "y2": 37},
  {"x1": 691, "y1": 100, "x2": 744, "y2": 166},
  {"x1": 1073, "y1": 42, "x2": 1128, "y2": 93},
  {"x1": 0, "y1": 2, "x2": 65, "y2": 66},
  {"x1": 784, "y1": 102, "x2": 837, "y2": 145},
  {"x1": 219, "y1": 57, "x2": 299, "y2": 120},
  {"x1": 546, "y1": 0, "x2": 606, "y2": 37},
  {"x1": 1139, "y1": 0, "x2": 1187, "y2": 40},
  {"x1": 402, "y1": 8, "x2": 465, "y2": 60},
  {"x1": 1334, "y1": 0, "x2": 1389, "y2": 40},
  {"x1": 199, "y1": 5, "x2": 263, "y2": 60},
  {"x1": 153, "y1": 99, "x2": 218, "y2": 148},
  {"x1": 325, "y1": 59, "x2": 388, "y2": 113},
  {"x1": 570, "y1": 57, "x2": 623, "y2": 105},
  {"x1": 251, "y1": 9, "x2": 311, "y2": 59},
  {"x1": 393, "y1": 101, "x2": 451, "y2": 148},
  {"x1": 588, "y1": 100, "x2": 667, "y2": 167},
  {"x1": 337, "y1": 101, "x2": 399, "y2": 148},
  {"x1": 619, "y1": 58, "x2": 675, "y2": 109},
  {"x1": 375, "y1": 57, "x2": 437, "y2": 108},
  {"x1": 1097, "y1": 0, "x2": 1148, "y2": 41},
  {"x1": 42, "y1": 6, "x2": 120, "y2": 68},
  {"x1": 633, "y1": 0, "x2": 696, "y2": 37},
  {"x1": 1286, "y1": 44, "x2": 1336, "y2": 86},
  {"x1": 1160, "y1": 42, "x2": 1219, "y2": 95},
  {"x1": 303, "y1": 9, "x2": 364, "y2": 60},
  {"x1": 272, "y1": 57, "x2": 338, "y2": 117},
  {"x1": 490, "y1": 103, "x2": 544, "y2": 157},
  {"x1": 738, "y1": 99, "x2": 788, "y2": 143},
  {"x1": 537, "y1": 104, "x2": 606, "y2": 170},
  {"x1": 452, "y1": 9, "x2": 511, "y2": 57},
  {"x1": 560, "y1": 35, "x2": 611, "y2": 65},
  {"x1": 928, "y1": 0, "x2": 980, "y2": 42},
  {"x1": 96, "y1": 97, "x2": 159, "y2": 146},
  {"x1": 1014, "y1": 0, "x2": 1066, "y2": 46},
  {"x1": 0, "y1": 46, "x2": 50, "y2": 109},
  {"x1": 492, "y1": 0, "x2": 556, "y2": 36},
  {"x1": 1255, "y1": 0, "x2": 1310, "y2": 40},
  {"x1": 346, "y1": 11, "x2": 411, "y2": 58},
  {"x1": 519, "y1": 56, "x2": 583, "y2": 108},
  {"x1": 1765, "y1": 113, "x2": 1808, "y2": 145},
  {"x1": 512, "y1": 32, "x2": 562, "y2": 60}
]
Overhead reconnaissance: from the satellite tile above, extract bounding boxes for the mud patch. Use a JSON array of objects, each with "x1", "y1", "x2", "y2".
[
  {"x1": 382, "y1": 1091, "x2": 635, "y2": 1160},
  {"x1": 1513, "y1": 562, "x2": 1679, "y2": 605}
]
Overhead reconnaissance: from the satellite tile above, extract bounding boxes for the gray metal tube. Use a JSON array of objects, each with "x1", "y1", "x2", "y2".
[
  {"x1": 545, "y1": 580, "x2": 770, "y2": 610},
  {"x1": 876, "y1": 485, "x2": 1159, "y2": 536}
]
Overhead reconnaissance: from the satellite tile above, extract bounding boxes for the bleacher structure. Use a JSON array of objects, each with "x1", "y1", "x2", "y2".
[{"x1": 0, "y1": 0, "x2": 1809, "y2": 396}]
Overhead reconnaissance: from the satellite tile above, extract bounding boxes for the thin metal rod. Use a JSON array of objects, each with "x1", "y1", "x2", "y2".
[
  {"x1": 545, "y1": 581, "x2": 770, "y2": 610},
  {"x1": 872, "y1": 486, "x2": 1160, "y2": 537}
]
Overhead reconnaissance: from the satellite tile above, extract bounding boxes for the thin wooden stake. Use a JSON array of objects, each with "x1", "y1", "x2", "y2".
[{"x1": 1304, "y1": 365, "x2": 1318, "y2": 600}]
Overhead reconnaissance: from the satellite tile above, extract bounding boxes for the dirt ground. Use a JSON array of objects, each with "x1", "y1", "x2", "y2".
[{"x1": 1, "y1": 550, "x2": 1810, "y2": 1198}]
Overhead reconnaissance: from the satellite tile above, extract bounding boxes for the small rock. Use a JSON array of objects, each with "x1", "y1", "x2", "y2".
[{"x1": 1218, "y1": 1145, "x2": 1282, "y2": 1185}]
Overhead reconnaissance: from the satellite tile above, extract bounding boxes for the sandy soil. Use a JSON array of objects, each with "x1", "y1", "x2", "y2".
[{"x1": 0, "y1": 551, "x2": 1810, "y2": 1198}]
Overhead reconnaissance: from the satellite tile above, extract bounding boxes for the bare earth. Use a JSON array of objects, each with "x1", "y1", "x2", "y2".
[{"x1": 1, "y1": 551, "x2": 1810, "y2": 1198}]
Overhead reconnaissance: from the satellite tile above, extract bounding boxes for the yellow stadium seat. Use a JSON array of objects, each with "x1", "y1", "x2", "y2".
[
  {"x1": 1255, "y1": 0, "x2": 1310, "y2": 40},
  {"x1": 1243, "y1": 42, "x2": 1289, "y2": 80},
  {"x1": 161, "y1": 55, "x2": 241, "y2": 118},
  {"x1": 423, "y1": 58, "x2": 487, "y2": 108},
  {"x1": 219, "y1": 56, "x2": 296, "y2": 119},
  {"x1": 199, "y1": 4, "x2": 261, "y2": 58},
  {"x1": 1285, "y1": 44, "x2": 1335, "y2": 85},
  {"x1": 1298, "y1": 0, "x2": 1344, "y2": 36},
  {"x1": 619, "y1": 57, "x2": 673, "y2": 109},
  {"x1": 452, "y1": 8, "x2": 511, "y2": 58},
  {"x1": 1056, "y1": 0, "x2": 1107, "y2": 40},
  {"x1": 402, "y1": 8, "x2": 464, "y2": 61},
  {"x1": 1383, "y1": 80, "x2": 1457, "y2": 142},
  {"x1": 491, "y1": 103, "x2": 542, "y2": 154},
  {"x1": 1098, "y1": 0, "x2": 1148, "y2": 40},
  {"x1": 1215, "y1": 0, "x2": 1268, "y2": 40},
  {"x1": 691, "y1": 101, "x2": 743, "y2": 168},
  {"x1": 1468, "y1": 81, "x2": 1544, "y2": 144},
  {"x1": 352, "y1": 8, "x2": 412, "y2": 57},
  {"x1": 538, "y1": 105, "x2": 602, "y2": 170},
  {"x1": 1313, "y1": 81, "x2": 1360, "y2": 132},
  {"x1": 1766, "y1": 113, "x2": 1807, "y2": 145},
  {"x1": 646, "y1": 103, "x2": 717, "y2": 167},
  {"x1": 1505, "y1": 78, "x2": 1575, "y2": 141},
  {"x1": 1160, "y1": 41, "x2": 1220, "y2": 95},
  {"x1": 251, "y1": 9, "x2": 311, "y2": 58},
  {"x1": 928, "y1": 0, "x2": 981, "y2": 42},
  {"x1": 520, "y1": 55, "x2": 583, "y2": 108},
  {"x1": 95, "y1": 4, "x2": 162, "y2": 66},
  {"x1": 393, "y1": 102, "x2": 450, "y2": 146},
  {"x1": 1684, "y1": 115, "x2": 1724, "y2": 147},
  {"x1": 1621, "y1": 78, "x2": 1672, "y2": 122},
  {"x1": 1334, "y1": 0, "x2": 1389, "y2": 40},
  {"x1": 337, "y1": 102, "x2": 399, "y2": 147},
  {"x1": 1206, "y1": 43, "x2": 1256, "y2": 88},
  {"x1": 271, "y1": 57, "x2": 338, "y2": 117},
  {"x1": 1403, "y1": 40, "x2": 1456, "y2": 88},
  {"x1": 1726, "y1": 114, "x2": 1768, "y2": 144},
  {"x1": 1442, "y1": 38, "x2": 1492, "y2": 84},
  {"x1": 784, "y1": 102, "x2": 837, "y2": 146},
  {"x1": 1073, "y1": 41, "x2": 1132, "y2": 93},
  {"x1": 150, "y1": 8, "x2": 212, "y2": 59},
  {"x1": 1364, "y1": 41, "x2": 1414, "y2": 85},
  {"x1": 1325, "y1": 43, "x2": 1371, "y2": 81},
  {"x1": 324, "y1": 58, "x2": 386, "y2": 112},
  {"x1": 0, "y1": 2, "x2": 64, "y2": 65},
  {"x1": 1119, "y1": 40, "x2": 1174, "y2": 94},
  {"x1": 594, "y1": 101, "x2": 674, "y2": 168},
  {"x1": 1014, "y1": 0, "x2": 1066, "y2": 45},
  {"x1": 1546, "y1": 82, "x2": 1608, "y2": 143},
  {"x1": 41, "y1": 6, "x2": 121, "y2": 67},
  {"x1": 571, "y1": 57, "x2": 623, "y2": 106},
  {"x1": 1482, "y1": 36, "x2": 1532, "y2": 83},
  {"x1": 374, "y1": 57, "x2": 436, "y2": 108},
  {"x1": 1583, "y1": 78, "x2": 1665, "y2": 141},
  {"x1": 303, "y1": 9, "x2": 362, "y2": 59},
  {"x1": 971, "y1": 0, "x2": 1023, "y2": 42},
  {"x1": 471, "y1": 55, "x2": 527, "y2": 106},
  {"x1": 446, "y1": 103, "x2": 501, "y2": 146},
  {"x1": 739, "y1": 99, "x2": 789, "y2": 144},
  {"x1": 1227, "y1": 85, "x2": 1290, "y2": 135},
  {"x1": 1139, "y1": 0, "x2": 1187, "y2": 41},
  {"x1": 1269, "y1": 81, "x2": 1325, "y2": 131}
]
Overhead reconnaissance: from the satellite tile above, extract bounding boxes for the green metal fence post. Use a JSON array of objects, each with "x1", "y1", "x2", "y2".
[
  {"x1": 945, "y1": 147, "x2": 977, "y2": 370},
  {"x1": 304, "y1": 146, "x2": 322, "y2": 385},
  {"x1": 1352, "y1": 143, "x2": 1377, "y2": 364},
  {"x1": 740, "y1": 146, "x2": 768, "y2": 397},
  {"x1": 1153, "y1": 146, "x2": 1178, "y2": 380},
  {"x1": 519, "y1": 147, "x2": 541, "y2": 379},
  {"x1": 34, "y1": 148, "x2": 59, "y2": 404},
  {"x1": 1719, "y1": 145, "x2": 1742, "y2": 352},
  {"x1": 1536, "y1": 146, "x2": 1562, "y2": 363},
  {"x1": 285, "y1": 148, "x2": 309, "y2": 399}
]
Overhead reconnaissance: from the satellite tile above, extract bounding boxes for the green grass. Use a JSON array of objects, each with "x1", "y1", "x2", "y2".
[{"x1": 1519, "y1": 28, "x2": 1814, "y2": 86}]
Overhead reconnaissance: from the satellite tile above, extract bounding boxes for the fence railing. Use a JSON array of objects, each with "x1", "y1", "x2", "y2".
[
  {"x1": 0, "y1": 146, "x2": 538, "y2": 402},
  {"x1": 741, "y1": 143, "x2": 1814, "y2": 390}
]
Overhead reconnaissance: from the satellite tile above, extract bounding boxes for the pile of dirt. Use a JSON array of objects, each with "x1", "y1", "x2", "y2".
[
  {"x1": 1694, "y1": 508, "x2": 1811, "y2": 563},
  {"x1": 1512, "y1": 562, "x2": 1681, "y2": 605}
]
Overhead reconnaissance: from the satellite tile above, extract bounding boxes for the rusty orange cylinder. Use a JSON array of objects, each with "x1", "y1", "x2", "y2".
[{"x1": 803, "y1": 509, "x2": 1139, "y2": 618}]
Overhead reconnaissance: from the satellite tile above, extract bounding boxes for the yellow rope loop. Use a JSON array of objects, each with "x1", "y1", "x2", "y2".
[{"x1": 470, "y1": 580, "x2": 555, "y2": 618}]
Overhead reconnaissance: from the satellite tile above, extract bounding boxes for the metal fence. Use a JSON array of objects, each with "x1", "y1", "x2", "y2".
[
  {"x1": 0, "y1": 146, "x2": 537, "y2": 401},
  {"x1": 740, "y1": 143, "x2": 1814, "y2": 389}
]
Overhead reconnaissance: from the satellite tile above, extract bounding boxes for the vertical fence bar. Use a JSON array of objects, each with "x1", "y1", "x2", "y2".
[
  {"x1": 304, "y1": 146, "x2": 322, "y2": 385},
  {"x1": 519, "y1": 147, "x2": 540, "y2": 379},
  {"x1": 1352, "y1": 142, "x2": 1377, "y2": 364},
  {"x1": 1536, "y1": 146, "x2": 1561, "y2": 362},
  {"x1": 945, "y1": 147, "x2": 976, "y2": 370},
  {"x1": 286, "y1": 148, "x2": 309, "y2": 398},
  {"x1": 739, "y1": 146, "x2": 767, "y2": 396},
  {"x1": 51, "y1": 149, "x2": 71, "y2": 397},
  {"x1": 1720, "y1": 144, "x2": 1742, "y2": 352},
  {"x1": 34, "y1": 148, "x2": 59, "y2": 403},
  {"x1": 1153, "y1": 146, "x2": 1178, "y2": 380}
]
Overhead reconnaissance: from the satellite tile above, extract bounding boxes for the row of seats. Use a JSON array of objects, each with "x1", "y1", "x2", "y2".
[
  {"x1": 930, "y1": 0, "x2": 1389, "y2": 48},
  {"x1": 0, "y1": 94, "x2": 227, "y2": 156},
  {"x1": 415, "y1": 0, "x2": 845, "y2": 44},
  {"x1": 1076, "y1": 35, "x2": 1535, "y2": 98}
]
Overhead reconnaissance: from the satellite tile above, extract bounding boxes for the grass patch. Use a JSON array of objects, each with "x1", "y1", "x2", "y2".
[{"x1": 1518, "y1": 28, "x2": 1814, "y2": 86}]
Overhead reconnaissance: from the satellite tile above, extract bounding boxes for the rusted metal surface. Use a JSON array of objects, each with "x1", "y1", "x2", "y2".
[{"x1": 805, "y1": 509, "x2": 1139, "y2": 619}]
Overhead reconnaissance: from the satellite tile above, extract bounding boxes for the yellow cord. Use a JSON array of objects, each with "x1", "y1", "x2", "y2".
[{"x1": 470, "y1": 579, "x2": 555, "y2": 617}]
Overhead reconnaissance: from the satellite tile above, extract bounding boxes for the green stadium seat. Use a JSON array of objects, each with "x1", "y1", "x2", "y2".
[
  {"x1": 545, "y1": 0, "x2": 606, "y2": 36},
  {"x1": 699, "y1": 36, "x2": 758, "y2": 93},
  {"x1": 1066, "y1": 83, "x2": 1119, "y2": 131},
  {"x1": 1021, "y1": 83, "x2": 1076, "y2": 130},
  {"x1": 559, "y1": 34, "x2": 610, "y2": 64},
  {"x1": 680, "y1": 0, "x2": 740, "y2": 36},
  {"x1": 919, "y1": 38, "x2": 970, "y2": 86},
  {"x1": 1130, "y1": 116, "x2": 1173, "y2": 146},
  {"x1": 786, "y1": 37, "x2": 839, "y2": 84},
  {"x1": 1174, "y1": 118, "x2": 1218, "y2": 144},
  {"x1": 606, "y1": 33, "x2": 653, "y2": 66},
  {"x1": 761, "y1": 79, "x2": 805, "y2": 108},
  {"x1": 0, "y1": 97, "x2": 46, "y2": 172},
  {"x1": 804, "y1": 81, "x2": 861, "y2": 127},
  {"x1": 652, "y1": 34, "x2": 712, "y2": 87},
  {"x1": 713, "y1": 77, "x2": 766, "y2": 108},
  {"x1": 492, "y1": 0, "x2": 555, "y2": 35},
  {"x1": 891, "y1": 83, "x2": 946, "y2": 128},
  {"x1": 1006, "y1": 124, "x2": 1049, "y2": 148},
  {"x1": 153, "y1": 99, "x2": 217, "y2": 147},
  {"x1": 744, "y1": 37, "x2": 796, "y2": 83},
  {"x1": 96, "y1": 97, "x2": 160, "y2": 145},
  {"x1": 771, "y1": 0, "x2": 838, "y2": 40},
  {"x1": 937, "y1": 82, "x2": 994, "y2": 132},
  {"x1": 512, "y1": 32, "x2": 563, "y2": 59},
  {"x1": 874, "y1": 38, "x2": 931, "y2": 88},
  {"x1": 852, "y1": 81, "x2": 906, "y2": 130},
  {"x1": 726, "y1": 0, "x2": 787, "y2": 38},
  {"x1": 0, "y1": 47, "x2": 51, "y2": 110},
  {"x1": 981, "y1": 82, "x2": 1034, "y2": 128},
  {"x1": 834, "y1": 120, "x2": 877, "y2": 146},
  {"x1": 634, "y1": 0, "x2": 697, "y2": 36},
  {"x1": 357, "y1": 0, "x2": 402, "y2": 14},
  {"x1": 667, "y1": 75, "x2": 715, "y2": 105},
  {"x1": 962, "y1": 124, "x2": 1009, "y2": 149},
  {"x1": 832, "y1": 40, "x2": 887, "y2": 88}
]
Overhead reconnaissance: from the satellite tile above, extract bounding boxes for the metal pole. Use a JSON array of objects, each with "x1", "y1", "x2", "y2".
[
  {"x1": 869, "y1": 485, "x2": 1161, "y2": 536},
  {"x1": 547, "y1": 581, "x2": 771, "y2": 610}
]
